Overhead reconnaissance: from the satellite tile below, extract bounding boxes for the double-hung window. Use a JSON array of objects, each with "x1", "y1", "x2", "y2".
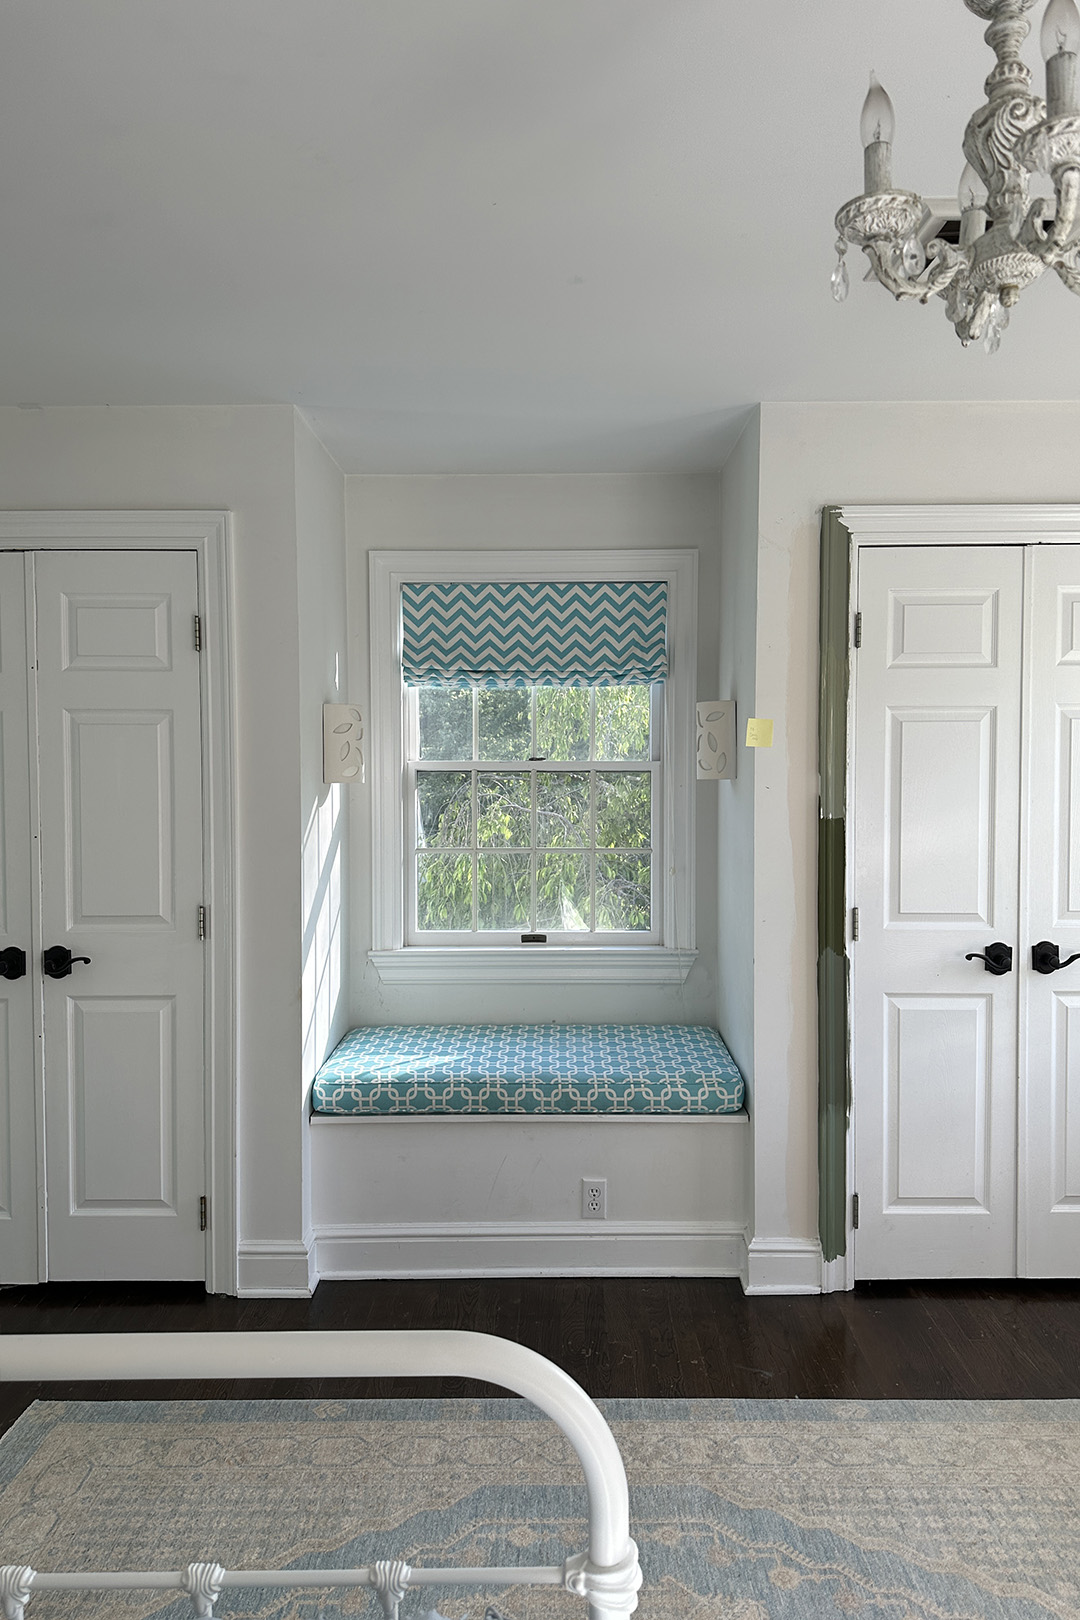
[
  {"x1": 368, "y1": 550, "x2": 697, "y2": 984},
  {"x1": 409, "y1": 681, "x2": 660, "y2": 943}
]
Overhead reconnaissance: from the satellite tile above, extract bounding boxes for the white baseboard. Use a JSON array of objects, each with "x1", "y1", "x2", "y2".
[
  {"x1": 238, "y1": 1227, "x2": 825, "y2": 1294},
  {"x1": 237, "y1": 1238, "x2": 315, "y2": 1297},
  {"x1": 741, "y1": 1235, "x2": 822, "y2": 1295},
  {"x1": 313, "y1": 1219, "x2": 745, "y2": 1280},
  {"x1": 820, "y1": 1253, "x2": 854, "y2": 1293}
]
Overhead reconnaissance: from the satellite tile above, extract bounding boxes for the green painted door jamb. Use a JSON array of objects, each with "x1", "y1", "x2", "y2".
[{"x1": 818, "y1": 507, "x2": 853, "y2": 1264}]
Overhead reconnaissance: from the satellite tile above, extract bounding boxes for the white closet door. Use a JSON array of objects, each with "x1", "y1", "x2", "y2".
[
  {"x1": 1021, "y1": 544, "x2": 1080, "y2": 1276},
  {"x1": 35, "y1": 551, "x2": 206, "y2": 1281},
  {"x1": 0, "y1": 554, "x2": 40, "y2": 1284},
  {"x1": 853, "y1": 546, "x2": 1024, "y2": 1279}
]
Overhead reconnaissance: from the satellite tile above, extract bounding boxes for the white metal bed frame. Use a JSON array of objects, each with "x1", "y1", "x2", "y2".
[{"x1": 0, "y1": 1330, "x2": 642, "y2": 1620}]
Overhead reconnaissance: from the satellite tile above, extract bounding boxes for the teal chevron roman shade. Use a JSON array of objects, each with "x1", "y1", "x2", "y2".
[{"x1": 401, "y1": 579, "x2": 668, "y2": 689}]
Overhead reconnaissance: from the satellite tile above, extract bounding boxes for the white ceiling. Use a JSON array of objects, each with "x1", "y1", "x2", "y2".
[{"x1": 3, "y1": 0, "x2": 1076, "y2": 472}]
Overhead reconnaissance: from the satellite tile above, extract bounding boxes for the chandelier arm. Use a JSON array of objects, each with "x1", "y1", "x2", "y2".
[
  {"x1": 1052, "y1": 254, "x2": 1080, "y2": 294},
  {"x1": 857, "y1": 243, "x2": 927, "y2": 301},
  {"x1": 924, "y1": 241, "x2": 971, "y2": 297},
  {"x1": 834, "y1": 192, "x2": 930, "y2": 301},
  {"x1": 1051, "y1": 167, "x2": 1080, "y2": 245},
  {"x1": 1019, "y1": 193, "x2": 1054, "y2": 253}
]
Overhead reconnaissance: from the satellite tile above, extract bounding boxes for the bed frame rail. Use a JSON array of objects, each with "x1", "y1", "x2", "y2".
[{"x1": 0, "y1": 1329, "x2": 641, "y2": 1620}]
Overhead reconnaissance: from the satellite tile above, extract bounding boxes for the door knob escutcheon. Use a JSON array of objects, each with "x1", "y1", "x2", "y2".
[
  {"x1": 965, "y1": 942, "x2": 1013, "y2": 975},
  {"x1": 1031, "y1": 940, "x2": 1080, "y2": 974},
  {"x1": 42, "y1": 946, "x2": 91, "y2": 979}
]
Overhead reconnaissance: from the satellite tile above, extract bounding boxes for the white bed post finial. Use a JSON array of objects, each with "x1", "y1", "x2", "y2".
[
  {"x1": 371, "y1": 1558, "x2": 413, "y2": 1620},
  {"x1": 563, "y1": 1540, "x2": 643, "y2": 1620},
  {"x1": 182, "y1": 1561, "x2": 226, "y2": 1618},
  {"x1": 0, "y1": 1568, "x2": 35, "y2": 1620}
]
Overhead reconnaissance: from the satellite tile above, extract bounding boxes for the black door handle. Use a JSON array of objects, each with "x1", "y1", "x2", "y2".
[
  {"x1": 42, "y1": 945, "x2": 92, "y2": 979},
  {"x1": 0, "y1": 947, "x2": 26, "y2": 980},
  {"x1": 1032, "y1": 940, "x2": 1080, "y2": 974},
  {"x1": 965, "y1": 942, "x2": 1013, "y2": 975}
]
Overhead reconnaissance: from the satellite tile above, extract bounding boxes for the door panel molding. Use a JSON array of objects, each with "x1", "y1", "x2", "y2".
[
  {"x1": 887, "y1": 706, "x2": 996, "y2": 925},
  {"x1": 885, "y1": 993, "x2": 992, "y2": 1210},
  {"x1": 0, "y1": 513, "x2": 236, "y2": 1293}
]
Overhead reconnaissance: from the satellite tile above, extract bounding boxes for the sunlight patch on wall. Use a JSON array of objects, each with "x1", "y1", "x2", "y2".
[{"x1": 302, "y1": 783, "x2": 344, "y2": 1086}]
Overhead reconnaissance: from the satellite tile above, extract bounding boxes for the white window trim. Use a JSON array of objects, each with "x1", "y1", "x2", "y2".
[{"x1": 368, "y1": 548, "x2": 698, "y2": 985}]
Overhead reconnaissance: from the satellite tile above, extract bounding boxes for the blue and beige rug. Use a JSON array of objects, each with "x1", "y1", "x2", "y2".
[{"x1": 1, "y1": 1397, "x2": 1078, "y2": 1620}]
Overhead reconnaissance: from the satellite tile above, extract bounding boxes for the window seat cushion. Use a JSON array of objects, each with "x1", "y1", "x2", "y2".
[{"x1": 311, "y1": 1023, "x2": 745, "y2": 1116}]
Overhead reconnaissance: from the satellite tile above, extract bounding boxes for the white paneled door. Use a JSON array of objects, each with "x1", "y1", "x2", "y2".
[
  {"x1": 854, "y1": 542, "x2": 1080, "y2": 1280},
  {"x1": 0, "y1": 550, "x2": 206, "y2": 1284},
  {"x1": 1021, "y1": 546, "x2": 1080, "y2": 1276}
]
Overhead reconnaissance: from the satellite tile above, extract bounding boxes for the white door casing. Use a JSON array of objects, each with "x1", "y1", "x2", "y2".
[
  {"x1": 853, "y1": 546, "x2": 1024, "y2": 1279},
  {"x1": 34, "y1": 551, "x2": 206, "y2": 1281},
  {"x1": 0, "y1": 554, "x2": 39, "y2": 1284}
]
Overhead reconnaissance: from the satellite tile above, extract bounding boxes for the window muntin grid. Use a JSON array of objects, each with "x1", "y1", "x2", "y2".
[{"x1": 406, "y1": 685, "x2": 659, "y2": 943}]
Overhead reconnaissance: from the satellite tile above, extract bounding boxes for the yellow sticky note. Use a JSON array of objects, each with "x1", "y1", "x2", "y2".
[{"x1": 745, "y1": 717, "x2": 774, "y2": 748}]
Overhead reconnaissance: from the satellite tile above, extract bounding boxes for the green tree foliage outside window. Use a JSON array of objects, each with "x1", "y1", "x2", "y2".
[{"x1": 413, "y1": 685, "x2": 654, "y2": 935}]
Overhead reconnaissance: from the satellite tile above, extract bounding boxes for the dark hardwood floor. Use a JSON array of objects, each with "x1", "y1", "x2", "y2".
[{"x1": 2, "y1": 1277, "x2": 1079, "y2": 1437}]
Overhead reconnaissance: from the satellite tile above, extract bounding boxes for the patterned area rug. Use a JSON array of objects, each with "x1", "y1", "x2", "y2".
[{"x1": 1, "y1": 1397, "x2": 1078, "y2": 1620}]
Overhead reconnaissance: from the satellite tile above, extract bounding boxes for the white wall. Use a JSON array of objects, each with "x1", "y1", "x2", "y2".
[
  {"x1": 0, "y1": 404, "x2": 311, "y2": 1292},
  {"x1": 295, "y1": 413, "x2": 349, "y2": 1279},
  {"x1": 715, "y1": 410, "x2": 758, "y2": 1084},
  {"x1": 346, "y1": 473, "x2": 722, "y2": 1024},
  {"x1": 746, "y1": 399, "x2": 1080, "y2": 1289},
  {"x1": 311, "y1": 1114, "x2": 748, "y2": 1278}
]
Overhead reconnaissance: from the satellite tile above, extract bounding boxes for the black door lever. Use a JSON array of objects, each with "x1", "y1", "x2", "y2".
[
  {"x1": 42, "y1": 945, "x2": 92, "y2": 979},
  {"x1": 965, "y1": 942, "x2": 1013, "y2": 975},
  {"x1": 1032, "y1": 940, "x2": 1080, "y2": 974},
  {"x1": 0, "y1": 947, "x2": 26, "y2": 980}
]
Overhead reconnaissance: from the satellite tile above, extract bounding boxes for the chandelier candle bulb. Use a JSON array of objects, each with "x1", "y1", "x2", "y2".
[
  {"x1": 860, "y1": 74, "x2": 895, "y2": 193},
  {"x1": 1043, "y1": 0, "x2": 1080, "y2": 117}
]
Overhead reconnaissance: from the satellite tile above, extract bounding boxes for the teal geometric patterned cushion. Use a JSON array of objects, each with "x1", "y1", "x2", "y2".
[{"x1": 311, "y1": 1024, "x2": 745, "y2": 1116}]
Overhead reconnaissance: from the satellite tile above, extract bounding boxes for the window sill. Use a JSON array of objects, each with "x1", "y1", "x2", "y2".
[{"x1": 368, "y1": 946, "x2": 698, "y2": 986}]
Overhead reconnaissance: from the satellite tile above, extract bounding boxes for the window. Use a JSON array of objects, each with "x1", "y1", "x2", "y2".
[
  {"x1": 368, "y1": 549, "x2": 698, "y2": 985},
  {"x1": 409, "y1": 683, "x2": 659, "y2": 942}
]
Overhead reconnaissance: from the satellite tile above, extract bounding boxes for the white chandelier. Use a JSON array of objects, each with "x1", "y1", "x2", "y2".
[{"x1": 834, "y1": 0, "x2": 1080, "y2": 352}]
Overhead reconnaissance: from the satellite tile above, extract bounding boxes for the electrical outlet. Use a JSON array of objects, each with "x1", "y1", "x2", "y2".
[{"x1": 582, "y1": 1177, "x2": 607, "y2": 1219}]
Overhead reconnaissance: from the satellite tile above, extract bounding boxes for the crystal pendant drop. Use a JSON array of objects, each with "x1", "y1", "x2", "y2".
[
  {"x1": 831, "y1": 256, "x2": 850, "y2": 302},
  {"x1": 984, "y1": 303, "x2": 1004, "y2": 355},
  {"x1": 902, "y1": 235, "x2": 926, "y2": 277}
]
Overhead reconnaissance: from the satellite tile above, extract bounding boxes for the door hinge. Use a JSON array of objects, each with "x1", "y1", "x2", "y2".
[
  {"x1": 193, "y1": 613, "x2": 202, "y2": 652},
  {"x1": 852, "y1": 1192, "x2": 860, "y2": 1230},
  {"x1": 197, "y1": 904, "x2": 208, "y2": 940},
  {"x1": 853, "y1": 611, "x2": 862, "y2": 648},
  {"x1": 851, "y1": 906, "x2": 859, "y2": 941},
  {"x1": 199, "y1": 1195, "x2": 208, "y2": 1232}
]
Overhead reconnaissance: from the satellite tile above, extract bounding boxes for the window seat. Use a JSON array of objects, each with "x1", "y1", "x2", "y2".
[{"x1": 311, "y1": 1023, "x2": 745, "y2": 1116}]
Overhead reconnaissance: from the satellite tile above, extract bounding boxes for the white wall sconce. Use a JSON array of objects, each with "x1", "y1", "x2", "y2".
[
  {"x1": 696, "y1": 701, "x2": 736, "y2": 780},
  {"x1": 323, "y1": 704, "x2": 365, "y2": 783}
]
